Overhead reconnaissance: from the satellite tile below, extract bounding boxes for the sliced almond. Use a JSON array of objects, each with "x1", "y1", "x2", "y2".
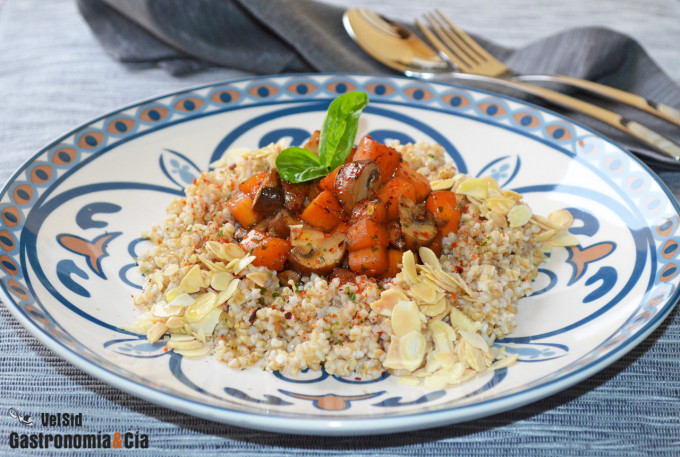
[
  {"x1": 456, "y1": 177, "x2": 488, "y2": 200},
  {"x1": 548, "y1": 209, "x2": 574, "y2": 228},
  {"x1": 180, "y1": 264, "x2": 206, "y2": 294},
  {"x1": 370, "y1": 288, "x2": 408, "y2": 316},
  {"x1": 418, "y1": 247, "x2": 441, "y2": 269},
  {"x1": 184, "y1": 291, "x2": 218, "y2": 323},
  {"x1": 507, "y1": 204, "x2": 532, "y2": 228},
  {"x1": 408, "y1": 282, "x2": 438, "y2": 304},
  {"x1": 246, "y1": 271, "x2": 268, "y2": 288},
  {"x1": 401, "y1": 250, "x2": 418, "y2": 285},
  {"x1": 391, "y1": 300, "x2": 421, "y2": 337},
  {"x1": 146, "y1": 322, "x2": 167, "y2": 344},
  {"x1": 211, "y1": 271, "x2": 234, "y2": 291},
  {"x1": 450, "y1": 307, "x2": 480, "y2": 333},
  {"x1": 399, "y1": 331, "x2": 426, "y2": 372}
]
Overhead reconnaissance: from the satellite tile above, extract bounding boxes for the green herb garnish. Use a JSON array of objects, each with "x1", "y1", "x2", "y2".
[{"x1": 275, "y1": 91, "x2": 369, "y2": 183}]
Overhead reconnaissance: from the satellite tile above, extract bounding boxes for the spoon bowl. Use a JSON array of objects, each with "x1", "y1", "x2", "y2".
[{"x1": 343, "y1": 8, "x2": 448, "y2": 78}]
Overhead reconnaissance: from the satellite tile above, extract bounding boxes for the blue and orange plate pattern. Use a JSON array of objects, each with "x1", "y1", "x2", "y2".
[{"x1": 1, "y1": 74, "x2": 679, "y2": 435}]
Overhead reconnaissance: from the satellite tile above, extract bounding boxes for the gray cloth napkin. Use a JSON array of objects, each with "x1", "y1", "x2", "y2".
[{"x1": 77, "y1": 0, "x2": 680, "y2": 171}]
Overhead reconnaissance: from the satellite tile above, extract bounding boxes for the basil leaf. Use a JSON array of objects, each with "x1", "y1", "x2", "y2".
[
  {"x1": 319, "y1": 91, "x2": 369, "y2": 170},
  {"x1": 275, "y1": 147, "x2": 327, "y2": 183}
]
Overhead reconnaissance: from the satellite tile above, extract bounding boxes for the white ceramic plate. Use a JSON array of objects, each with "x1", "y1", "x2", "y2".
[{"x1": 1, "y1": 74, "x2": 678, "y2": 435}]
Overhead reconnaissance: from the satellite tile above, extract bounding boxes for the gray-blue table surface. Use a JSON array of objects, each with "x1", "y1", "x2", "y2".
[{"x1": 1, "y1": 0, "x2": 679, "y2": 455}]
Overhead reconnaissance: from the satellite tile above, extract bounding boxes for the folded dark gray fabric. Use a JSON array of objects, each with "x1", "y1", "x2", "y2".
[{"x1": 77, "y1": 0, "x2": 680, "y2": 171}]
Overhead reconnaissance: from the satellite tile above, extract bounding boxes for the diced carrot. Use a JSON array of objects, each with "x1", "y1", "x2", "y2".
[
  {"x1": 344, "y1": 146, "x2": 357, "y2": 164},
  {"x1": 299, "y1": 190, "x2": 344, "y2": 232},
  {"x1": 239, "y1": 230, "x2": 291, "y2": 271},
  {"x1": 348, "y1": 246, "x2": 389, "y2": 276},
  {"x1": 428, "y1": 232, "x2": 443, "y2": 257},
  {"x1": 377, "y1": 177, "x2": 416, "y2": 220},
  {"x1": 425, "y1": 191, "x2": 461, "y2": 236},
  {"x1": 353, "y1": 136, "x2": 401, "y2": 184},
  {"x1": 346, "y1": 220, "x2": 389, "y2": 252},
  {"x1": 396, "y1": 164, "x2": 431, "y2": 202},
  {"x1": 350, "y1": 199, "x2": 387, "y2": 223},
  {"x1": 379, "y1": 249, "x2": 404, "y2": 279},
  {"x1": 238, "y1": 171, "x2": 267, "y2": 198},
  {"x1": 319, "y1": 166, "x2": 340, "y2": 192},
  {"x1": 226, "y1": 192, "x2": 261, "y2": 228}
]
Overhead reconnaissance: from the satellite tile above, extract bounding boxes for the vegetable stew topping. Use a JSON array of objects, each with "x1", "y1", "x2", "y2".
[{"x1": 225, "y1": 92, "x2": 461, "y2": 280}]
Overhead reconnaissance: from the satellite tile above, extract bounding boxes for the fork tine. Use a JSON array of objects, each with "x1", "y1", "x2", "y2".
[
  {"x1": 434, "y1": 9, "x2": 497, "y2": 64},
  {"x1": 427, "y1": 12, "x2": 481, "y2": 66},
  {"x1": 416, "y1": 15, "x2": 473, "y2": 71}
]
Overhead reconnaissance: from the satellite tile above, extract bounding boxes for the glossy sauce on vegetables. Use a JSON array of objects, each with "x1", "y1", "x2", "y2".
[{"x1": 226, "y1": 134, "x2": 461, "y2": 283}]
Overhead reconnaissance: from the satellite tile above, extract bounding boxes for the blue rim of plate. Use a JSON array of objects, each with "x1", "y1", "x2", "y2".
[{"x1": 1, "y1": 73, "x2": 678, "y2": 435}]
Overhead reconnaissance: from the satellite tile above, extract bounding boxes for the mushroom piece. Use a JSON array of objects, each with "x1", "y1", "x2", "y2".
[
  {"x1": 288, "y1": 224, "x2": 347, "y2": 275},
  {"x1": 281, "y1": 180, "x2": 310, "y2": 213},
  {"x1": 329, "y1": 267, "x2": 357, "y2": 285},
  {"x1": 277, "y1": 269, "x2": 301, "y2": 287},
  {"x1": 334, "y1": 160, "x2": 381, "y2": 214},
  {"x1": 267, "y1": 209, "x2": 301, "y2": 239},
  {"x1": 398, "y1": 195, "x2": 438, "y2": 251},
  {"x1": 252, "y1": 169, "x2": 284, "y2": 215},
  {"x1": 387, "y1": 219, "x2": 406, "y2": 250}
]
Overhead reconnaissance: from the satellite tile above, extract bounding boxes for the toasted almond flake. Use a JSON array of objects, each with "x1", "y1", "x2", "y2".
[
  {"x1": 531, "y1": 214, "x2": 564, "y2": 231},
  {"x1": 211, "y1": 271, "x2": 234, "y2": 291},
  {"x1": 450, "y1": 307, "x2": 480, "y2": 333},
  {"x1": 185, "y1": 291, "x2": 218, "y2": 323},
  {"x1": 408, "y1": 282, "x2": 438, "y2": 304},
  {"x1": 180, "y1": 265, "x2": 205, "y2": 294},
  {"x1": 507, "y1": 204, "x2": 532, "y2": 228},
  {"x1": 424, "y1": 372, "x2": 448, "y2": 390},
  {"x1": 420, "y1": 296, "x2": 448, "y2": 316},
  {"x1": 223, "y1": 243, "x2": 246, "y2": 260},
  {"x1": 168, "y1": 292, "x2": 195, "y2": 308},
  {"x1": 429, "y1": 178, "x2": 455, "y2": 191},
  {"x1": 459, "y1": 330, "x2": 492, "y2": 354},
  {"x1": 534, "y1": 229, "x2": 557, "y2": 242},
  {"x1": 217, "y1": 278, "x2": 240, "y2": 305},
  {"x1": 548, "y1": 209, "x2": 574, "y2": 228},
  {"x1": 550, "y1": 231, "x2": 580, "y2": 247},
  {"x1": 391, "y1": 300, "x2": 421, "y2": 337},
  {"x1": 456, "y1": 177, "x2": 488, "y2": 200},
  {"x1": 165, "y1": 316, "x2": 185, "y2": 330},
  {"x1": 198, "y1": 255, "x2": 225, "y2": 272},
  {"x1": 246, "y1": 271, "x2": 268, "y2": 288},
  {"x1": 189, "y1": 308, "x2": 222, "y2": 341},
  {"x1": 418, "y1": 247, "x2": 441, "y2": 269},
  {"x1": 383, "y1": 338, "x2": 404, "y2": 370},
  {"x1": 146, "y1": 322, "x2": 167, "y2": 344},
  {"x1": 165, "y1": 287, "x2": 183, "y2": 303},
  {"x1": 174, "y1": 345, "x2": 211, "y2": 358},
  {"x1": 401, "y1": 251, "x2": 418, "y2": 285},
  {"x1": 484, "y1": 196, "x2": 515, "y2": 215},
  {"x1": 399, "y1": 331, "x2": 426, "y2": 372},
  {"x1": 430, "y1": 320, "x2": 456, "y2": 349},
  {"x1": 444, "y1": 362, "x2": 466, "y2": 383},
  {"x1": 153, "y1": 271, "x2": 164, "y2": 290},
  {"x1": 463, "y1": 343, "x2": 488, "y2": 372},
  {"x1": 397, "y1": 376, "x2": 421, "y2": 386},
  {"x1": 486, "y1": 211, "x2": 508, "y2": 228},
  {"x1": 433, "y1": 352, "x2": 456, "y2": 368},
  {"x1": 163, "y1": 263, "x2": 179, "y2": 277},
  {"x1": 152, "y1": 303, "x2": 185, "y2": 318},
  {"x1": 234, "y1": 255, "x2": 256, "y2": 274},
  {"x1": 490, "y1": 353, "x2": 519, "y2": 370},
  {"x1": 370, "y1": 288, "x2": 408, "y2": 316}
]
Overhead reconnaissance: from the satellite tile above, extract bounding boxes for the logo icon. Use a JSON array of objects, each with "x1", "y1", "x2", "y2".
[{"x1": 8, "y1": 408, "x2": 33, "y2": 427}]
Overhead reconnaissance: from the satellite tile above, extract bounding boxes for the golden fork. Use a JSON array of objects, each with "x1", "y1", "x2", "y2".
[
  {"x1": 418, "y1": 10, "x2": 680, "y2": 129},
  {"x1": 415, "y1": 12, "x2": 680, "y2": 160}
]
